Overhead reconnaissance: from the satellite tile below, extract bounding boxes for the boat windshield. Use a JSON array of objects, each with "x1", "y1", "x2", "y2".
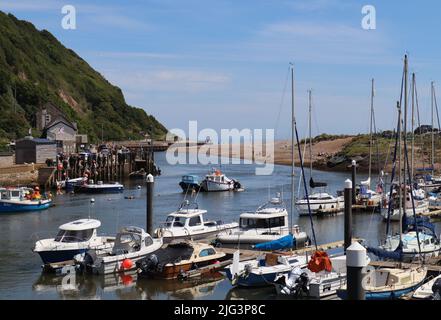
[
  {"x1": 240, "y1": 217, "x2": 285, "y2": 229},
  {"x1": 165, "y1": 216, "x2": 185, "y2": 227},
  {"x1": 113, "y1": 232, "x2": 142, "y2": 254},
  {"x1": 54, "y1": 229, "x2": 94, "y2": 243}
]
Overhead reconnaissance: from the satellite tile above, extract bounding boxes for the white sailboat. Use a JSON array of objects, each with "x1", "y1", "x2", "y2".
[{"x1": 295, "y1": 90, "x2": 344, "y2": 216}]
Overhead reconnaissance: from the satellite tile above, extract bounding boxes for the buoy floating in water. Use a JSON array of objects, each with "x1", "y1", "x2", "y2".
[
  {"x1": 90, "y1": 198, "x2": 95, "y2": 203},
  {"x1": 137, "y1": 185, "x2": 141, "y2": 189}
]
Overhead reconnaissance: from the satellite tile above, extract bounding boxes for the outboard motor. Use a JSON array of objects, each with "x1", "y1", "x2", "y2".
[
  {"x1": 137, "y1": 254, "x2": 159, "y2": 274},
  {"x1": 233, "y1": 180, "x2": 242, "y2": 190},
  {"x1": 431, "y1": 278, "x2": 441, "y2": 300}
]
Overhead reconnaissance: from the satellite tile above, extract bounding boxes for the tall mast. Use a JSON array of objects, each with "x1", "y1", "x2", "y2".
[
  {"x1": 368, "y1": 79, "x2": 374, "y2": 186},
  {"x1": 290, "y1": 64, "x2": 295, "y2": 231},
  {"x1": 403, "y1": 55, "x2": 408, "y2": 187},
  {"x1": 398, "y1": 101, "x2": 403, "y2": 244},
  {"x1": 411, "y1": 73, "x2": 415, "y2": 180},
  {"x1": 432, "y1": 81, "x2": 435, "y2": 176},
  {"x1": 309, "y1": 89, "x2": 313, "y2": 192}
]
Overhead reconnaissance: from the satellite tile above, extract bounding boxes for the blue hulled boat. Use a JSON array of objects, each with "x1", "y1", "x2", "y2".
[
  {"x1": 0, "y1": 187, "x2": 52, "y2": 213},
  {"x1": 74, "y1": 180, "x2": 124, "y2": 194}
]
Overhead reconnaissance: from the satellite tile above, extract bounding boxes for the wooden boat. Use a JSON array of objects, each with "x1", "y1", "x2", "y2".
[{"x1": 136, "y1": 241, "x2": 227, "y2": 280}]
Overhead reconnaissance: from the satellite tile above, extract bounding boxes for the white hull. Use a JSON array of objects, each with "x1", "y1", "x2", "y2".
[
  {"x1": 217, "y1": 228, "x2": 308, "y2": 246},
  {"x1": 296, "y1": 197, "x2": 344, "y2": 215},
  {"x1": 200, "y1": 180, "x2": 234, "y2": 192},
  {"x1": 381, "y1": 201, "x2": 429, "y2": 221},
  {"x1": 156, "y1": 223, "x2": 239, "y2": 242}
]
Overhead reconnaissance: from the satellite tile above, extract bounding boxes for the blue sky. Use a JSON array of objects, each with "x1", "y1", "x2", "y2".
[{"x1": 1, "y1": 0, "x2": 441, "y2": 139}]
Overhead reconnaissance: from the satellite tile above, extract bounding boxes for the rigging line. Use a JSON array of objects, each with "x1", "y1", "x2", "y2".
[
  {"x1": 294, "y1": 116, "x2": 318, "y2": 251},
  {"x1": 297, "y1": 119, "x2": 309, "y2": 199},
  {"x1": 414, "y1": 77, "x2": 426, "y2": 170},
  {"x1": 403, "y1": 131, "x2": 424, "y2": 262},
  {"x1": 273, "y1": 66, "x2": 291, "y2": 138}
]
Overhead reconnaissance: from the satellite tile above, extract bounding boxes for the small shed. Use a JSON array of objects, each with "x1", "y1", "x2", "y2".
[{"x1": 15, "y1": 137, "x2": 57, "y2": 164}]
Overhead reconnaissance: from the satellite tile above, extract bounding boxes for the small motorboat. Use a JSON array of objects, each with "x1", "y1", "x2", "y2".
[
  {"x1": 136, "y1": 241, "x2": 227, "y2": 280},
  {"x1": 57, "y1": 177, "x2": 87, "y2": 191},
  {"x1": 0, "y1": 187, "x2": 52, "y2": 213},
  {"x1": 215, "y1": 194, "x2": 309, "y2": 248},
  {"x1": 224, "y1": 251, "x2": 308, "y2": 287},
  {"x1": 274, "y1": 254, "x2": 370, "y2": 299},
  {"x1": 74, "y1": 180, "x2": 124, "y2": 194},
  {"x1": 129, "y1": 168, "x2": 147, "y2": 179},
  {"x1": 179, "y1": 175, "x2": 201, "y2": 192},
  {"x1": 33, "y1": 219, "x2": 114, "y2": 265},
  {"x1": 412, "y1": 275, "x2": 441, "y2": 300},
  {"x1": 154, "y1": 200, "x2": 238, "y2": 243},
  {"x1": 77, "y1": 226, "x2": 162, "y2": 275},
  {"x1": 199, "y1": 168, "x2": 242, "y2": 192},
  {"x1": 337, "y1": 267, "x2": 427, "y2": 300}
]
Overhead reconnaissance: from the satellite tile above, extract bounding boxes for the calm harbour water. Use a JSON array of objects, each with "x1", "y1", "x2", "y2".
[{"x1": 0, "y1": 152, "x2": 439, "y2": 300}]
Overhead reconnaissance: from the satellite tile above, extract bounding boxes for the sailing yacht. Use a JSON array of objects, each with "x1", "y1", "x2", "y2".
[
  {"x1": 295, "y1": 90, "x2": 344, "y2": 216},
  {"x1": 381, "y1": 186, "x2": 429, "y2": 221},
  {"x1": 356, "y1": 79, "x2": 385, "y2": 209}
]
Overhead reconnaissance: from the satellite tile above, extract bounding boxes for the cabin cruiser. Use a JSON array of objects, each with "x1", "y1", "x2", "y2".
[
  {"x1": 74, "y1": 180, "x2": 124, "y2": 193},
  {"x1": 179, "y1": 175, "x2": 201, "y2": 192},
  {"x1": 57, "y1": 177, "x2": 87, "y2": 191},
  {"x1": 199, "y1": 168, "x2": 242, "y2": 192},
  {"x1": 33, "y1": 219, "x2": 114, "y2": 265},
  {"x1": 0, "y1": 187, "x2": 52, "y2": 213},
  {"x1": 76, "y1": 226, "x2": 162, "y2": 275},
  {"x1": 224, "y1": 251, "x2": 308, "y2": 287},
  {"x1": 215, "y1": 195, "x2": 308, "y2": 248},
  {"x1": 136, "y1": 241, "x2": 227, "y2": 279},
  {"x1": 295, "y1": 183, "x2": 344, "y2": 216},
  {"x1": 154, "y1": 201, "x2": 238, "y2": 242}
]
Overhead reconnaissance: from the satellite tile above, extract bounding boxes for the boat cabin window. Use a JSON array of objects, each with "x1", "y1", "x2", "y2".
[
  {"x1": 165, "y1": 216, "x2": 185, "y2": 227},
  {"x1": 0, "y1": 190, "x2": 7, "y2": 199},
  {"x1": 144, "y1": 236, "x2": 153, "y2": 247},
  {"x1": 113, "y1": 233, "x2": 142, "y2": 253},
  {"x1": 199, "y1": 248, "x2": 216, "y2": 257},
  {"x1": 54, "y1": 229, "x2": 94, "y2": 242},
  {"x1": 240, "y1": 217, "x2": 285, "y2": 229},
  {"x1": 189, "y1": 216, "x2": 202, "y2": 227},
  {"x1": 10, "y1": 190, "x2": 20, "y2": 198}
]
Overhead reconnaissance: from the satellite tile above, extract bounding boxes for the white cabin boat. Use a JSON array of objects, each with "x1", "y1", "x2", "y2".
[
  {"x1": 295, "y1": 192, "x2": 344, "y2": 216},
  {"x1": 199, "y1": 169, "x2": 241, "y2": 192},
  {"x1": 154, "y1": 201, "x2": 238, "y2": 242},
  {"x1": 216, "y1": 195, "x2": 308, "y2": 248},
  {"x1": 33, "y1": 219, "x2": 114, "y2": 265},
  {"x1": 78, "y1": 226, "x2": 162, "y2": 275}
]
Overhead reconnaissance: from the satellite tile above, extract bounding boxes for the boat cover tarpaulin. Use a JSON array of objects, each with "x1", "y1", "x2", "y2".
[
  {"x1": 367, "y1": 244, "x2": 403, "y2": 261},
  {"x1": 254, "y1": 234, "x2": 294, "y2": 251}
]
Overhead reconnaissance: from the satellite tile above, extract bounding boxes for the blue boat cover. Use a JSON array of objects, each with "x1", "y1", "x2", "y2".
[
  {"x1": 254, "y1": 234, "x2": 294, "y2": 251},
  {"x1": 367, "y1": 243, "x2": 403, "y2": 261}
]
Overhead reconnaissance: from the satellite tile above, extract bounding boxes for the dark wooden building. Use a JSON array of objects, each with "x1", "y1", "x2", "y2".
[{"x1": 15, "y1": 138, "x2": 57, "y2": 164}]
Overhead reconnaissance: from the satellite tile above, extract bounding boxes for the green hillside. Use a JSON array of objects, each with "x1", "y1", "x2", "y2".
[{"x1": 0, "y1": 12, "x2": 167, "y2": 144}]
